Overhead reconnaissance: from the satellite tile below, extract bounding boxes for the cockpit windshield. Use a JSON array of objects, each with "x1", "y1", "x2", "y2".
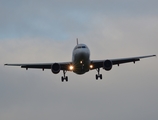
[
  {"x1": 82, "y1": 46, "x2": 86, "y2": 48},
  {"x1": 75, "y1": 45, "x2": 87, "y2": 50}
]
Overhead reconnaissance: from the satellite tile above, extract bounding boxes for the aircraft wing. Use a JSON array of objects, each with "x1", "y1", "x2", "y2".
[
  {"x1": 4, "y1": 62, "x2": 72, "y2": 71},
  {"x1": 91, "y1": 55, "x2": 156, "y2": 69}
]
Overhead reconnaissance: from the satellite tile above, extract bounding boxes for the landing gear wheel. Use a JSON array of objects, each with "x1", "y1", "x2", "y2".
[
  {"x1": 96, "y1": 74, "x2": 102, "y2": 80},
  {"x1": 100, "y1": 74, "x2": 102, "y2": 80},
  {"x1": 61, "y1": 76, "x2": 68, "y2": 82},
  {"x1": 65, "y1": 76, "x2": 68, "y2": 82},
  {"x1": 61, "y1": 70, "x2": 68, "y2": 82},
  {"x1": 61, "y1": 77, "x2": 64, "y2": 82},
  {"x1": 96, "y1": 68, "x2": 103, "y2": 80},
  {"x1": 96, "y1": 74, "x2": 98, "y2": 80}
]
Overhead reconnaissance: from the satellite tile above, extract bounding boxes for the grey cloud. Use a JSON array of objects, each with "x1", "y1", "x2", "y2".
[{"x1": 0, "y1": 0, "x2": 157, "y2": 39}]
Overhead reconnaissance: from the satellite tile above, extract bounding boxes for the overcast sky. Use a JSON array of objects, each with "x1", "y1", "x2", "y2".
[{"x1": 0, "y1": 0, "x2": 158, "y2": 120}]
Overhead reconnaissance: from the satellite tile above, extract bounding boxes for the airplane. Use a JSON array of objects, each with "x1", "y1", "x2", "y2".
[{"x1": 5, "y1": 39, "x2": 156, "y2": 82}]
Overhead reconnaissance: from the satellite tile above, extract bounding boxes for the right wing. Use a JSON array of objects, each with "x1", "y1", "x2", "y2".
[{"x1": 5, "y1": 62, "x2": 72, "y2": 71}]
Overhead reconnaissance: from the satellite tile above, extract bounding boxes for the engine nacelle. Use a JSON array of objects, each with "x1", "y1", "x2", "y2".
[
  {"x1": 103, "y1": 60, "x2": 113, "y2": 71},
  {"x1": 51, "y1": 63, "x2": 61, "y2": 74}
]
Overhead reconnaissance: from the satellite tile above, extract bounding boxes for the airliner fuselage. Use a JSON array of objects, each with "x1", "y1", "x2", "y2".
[{"x1": 72, "y1": 44, "x2": 90, "y2": 74}]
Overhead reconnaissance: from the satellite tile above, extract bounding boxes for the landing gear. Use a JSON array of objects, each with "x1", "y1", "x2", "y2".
[
  {"x1": 61, "y1": 76, "x2": 68, "y2": 82},
  {"x1": 96, "y1": 68, "x2": 102, "y2": 80},
  {"x1": 61, "y1": 70, "x2": 68, "y2": 82}
]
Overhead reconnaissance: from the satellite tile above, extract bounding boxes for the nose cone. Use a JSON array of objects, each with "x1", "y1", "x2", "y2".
[
  {"x1": 75, "y1": 50, "x2": 90, "y2": 61},
  {"x1": 76, "y1": 48, "x2": 90, "y2": 58},
  {"x1": 80, "y1": 49, "x2": 87, "y2": 55},
  {"x1": 72, "y1": 44, "x2": 90, "y2": 62}
]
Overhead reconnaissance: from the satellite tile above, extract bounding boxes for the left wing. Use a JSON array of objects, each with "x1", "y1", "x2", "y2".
[
  {"x1": 91, "y1": 55, "x2": 156, "y2": 70},
  {"x1": 5, "y1": 62, "x2": 72, "y2": 71}
]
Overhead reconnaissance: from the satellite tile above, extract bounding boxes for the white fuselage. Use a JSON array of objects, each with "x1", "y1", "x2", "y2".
[{"x1": 72, "y1": 44, "x2": 90, "y2": 74}]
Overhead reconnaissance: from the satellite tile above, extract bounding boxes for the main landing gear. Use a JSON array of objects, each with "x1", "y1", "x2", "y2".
[
  {"x1": 61, "y1": 70, "x2": 68, "y2": 82},
  {"x1": 96, "y1": 68, "x2": 102, "y2": 80},
  {"x1": 61, "y1": 68, "x2": 102, "y2": 81}
]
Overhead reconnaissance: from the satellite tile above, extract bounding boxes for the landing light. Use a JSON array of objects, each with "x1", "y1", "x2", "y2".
[
  {"x1": 69, "y1": 65, "x2": 74, "y2": 71},
  {"x1": 90, "y1": 65, "x2": 93, "y2": 69}
]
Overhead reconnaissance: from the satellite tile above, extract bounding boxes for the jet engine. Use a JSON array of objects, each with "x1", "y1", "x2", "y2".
[
  {"x1": 51, "y1": 63, "x2": 61, "y2": 74},
  {"x1": 103, "y1": 60, "x2": 113, "y2": 71}
]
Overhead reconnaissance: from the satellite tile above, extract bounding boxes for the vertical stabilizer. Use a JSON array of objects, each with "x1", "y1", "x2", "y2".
[{"x1": 76, "y1": 38, "x2": 78, "y2": 45}]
